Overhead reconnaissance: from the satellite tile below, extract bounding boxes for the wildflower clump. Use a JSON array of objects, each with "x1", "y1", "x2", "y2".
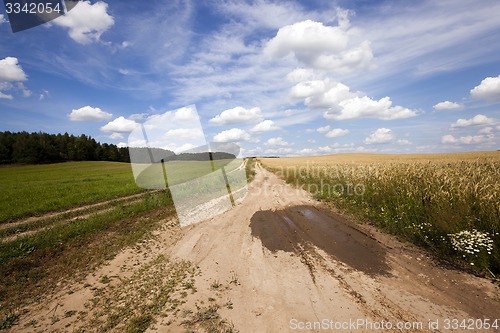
[{"x1": 448, "y1": 229, "x2": 495, "y2": 267}]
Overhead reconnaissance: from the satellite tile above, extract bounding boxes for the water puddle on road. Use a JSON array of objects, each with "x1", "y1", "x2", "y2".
[
  {"x1": 250, "y1": 205, "x2": 390, "y2": 276},
  {"x1": 299, "y1": 208, "x2": 316, "y2": 220},
  {"x1": 281, "y1": 215, "x2": 296, "y2": 227}
]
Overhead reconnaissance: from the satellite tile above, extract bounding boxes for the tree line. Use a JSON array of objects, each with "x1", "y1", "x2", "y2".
[
  {"x1": 0, "y1": 131, "x2": 131, "y2": 164},
  {"x1": 0, "y1": 131, "x2": 236, "y2": 164}
]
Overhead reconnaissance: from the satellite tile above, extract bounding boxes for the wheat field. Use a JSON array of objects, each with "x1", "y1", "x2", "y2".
[{"x1": 260, "y1": 151, "x2": 500, "y2": 273}]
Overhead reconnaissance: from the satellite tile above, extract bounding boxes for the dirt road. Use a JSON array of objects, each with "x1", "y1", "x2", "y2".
[{"x1": 15, "y1": 163, "x2": 500, "y2": 332}]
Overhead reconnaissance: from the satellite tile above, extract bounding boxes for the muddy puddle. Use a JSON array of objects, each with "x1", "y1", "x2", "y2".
[{"x1": 250, "y1": 205, "x2": 389, "y2": 276}]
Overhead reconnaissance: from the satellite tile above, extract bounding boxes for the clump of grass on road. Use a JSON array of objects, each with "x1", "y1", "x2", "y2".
[
  {"x1": 261, "y1": 152, "x2": 500, "y2": 274},
  {"x1": 79, "y1": 255, "x2": 198, "y2": 332},
  {"x1": 245, "y1": 157, "x2": 256, "y2": 182},
  {"x1": 181, "y1": 302, "x2": 239, "y2": 333}
]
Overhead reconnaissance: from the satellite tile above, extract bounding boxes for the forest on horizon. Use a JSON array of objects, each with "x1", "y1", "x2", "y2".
[{"x1": 0, "y1": 131, "x2": 235, "y2": 165}]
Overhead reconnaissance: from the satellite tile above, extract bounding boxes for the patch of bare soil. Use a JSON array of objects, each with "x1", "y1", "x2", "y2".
[{"x1": 11, "y1": 163, "x2": 500, "y2": 332}]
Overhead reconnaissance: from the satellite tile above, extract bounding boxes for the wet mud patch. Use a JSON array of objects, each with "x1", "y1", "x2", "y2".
[{"x1": 250, "y1": 205, "x2": 389, "y2": 276}]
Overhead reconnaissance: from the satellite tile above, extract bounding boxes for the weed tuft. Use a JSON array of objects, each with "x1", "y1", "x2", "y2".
[
  {"x1": 126, "y1": 314, "x2": 154, "y2": 333},
  {"x1": 0, "y1": 312, "x2": 19, "y2": 330}
]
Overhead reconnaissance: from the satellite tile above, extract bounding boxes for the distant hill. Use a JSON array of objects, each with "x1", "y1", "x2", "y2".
[{"x1": 0, "y1": 131, "x2": 235, "y2": 165}]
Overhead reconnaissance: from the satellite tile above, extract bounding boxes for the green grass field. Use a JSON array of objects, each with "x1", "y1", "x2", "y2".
[{"x1": 0, "y1": 161, "x2": 144, "y2": 223}]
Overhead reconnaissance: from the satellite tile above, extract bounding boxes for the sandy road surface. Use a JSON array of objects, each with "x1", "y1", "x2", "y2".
[{"x1": 15, "y1": 163, "x2": 500, "y2": 332}]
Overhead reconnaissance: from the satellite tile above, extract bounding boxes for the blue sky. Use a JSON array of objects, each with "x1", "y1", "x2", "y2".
[{"x1": 1, "y1": 0, "x2": 499, "y2": 156}]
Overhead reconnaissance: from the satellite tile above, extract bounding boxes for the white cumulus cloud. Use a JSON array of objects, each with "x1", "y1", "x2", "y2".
[
  {"x1": 251, "y1": 120, "x2": 279, "y2": 132},
  {"x1": 109, "y1": 132, "x2": 124, "y2": 140},
  {"x1": 0, "y1": 14, "x2": 5, "y2": 24},
  {"x1": 470, "y1": 75, "x2": 500, "y2": 102},
  {"x1": 325, "y1": 96, "x2": 416, "y2": 121},
  {"x1": 0, "y1": 57, "x2": 27, "y2": 82},
  {"x1": 213, "y1": 128, "x2": 251, "y2": 142},
  {"x1": 210, "y1": 106, "x2": 262, "y2": 125},
  {"x1": 290, "y1": 80, "x2": 330, "y2": 99},
  {"x1": 174, "y1": 106, "x2": 199, "y2": 121},
  {"x1": 433, "y1": 101, "x2": 464, "y2": 111},
  {"x1": 264, "y1": 147, "x2": 294, "y2": 155},
  {"x1": 478, "y1": 127, "x2": 493, "y2": 135},
  {"x1": 101, "y1": 116, "x2": 140, "y2": 133},
  {"x1": 165, "y1": 128, "x2": 203, "y2": 139},
  {"x1": 442, "y1": 134, "x2": 494, "y2": 145},
  {"x1": 364, "y1": 128, "x2": 394, "y2": 144},
  {"x1": 0, "y1": 57, "x2": 31, "y2": 99},
  {"x1": 291, "y1": 79, "x2": 417, "y2": 120},
  {"x1": 16, "y1": 83, "x2": 31, "y2": 97},
  {"x1": 459, "y1": 135, "x2": 491, "y2": 144},
  {"x1": 296, "y1": 148, "x2": 317, "y2": 155},
  {"x1": 265, "y1": 137, "x2": 291, "y2": 146},
  {"x1": 325, "y1": 128, "x2": 349, "y2": 138},
  {"x1": 316, "y1": 125, "x2": 330, "y2": 133},
  {"x1": 264, "y1": 19, "x2": 373, "y2": 73},
  {"x1": 441, "y1": 135, "x2": 457, "y2": 144},
  {"x1": 451, "y1": 114, "x2": 496, "y2": 127},
  {"x1": 286, "y1": 68, "x2": 316, "y2": 82},
  {"x1": 397, "y1": 139, "x2": 411, "y2": 145},
  {"x1": 53, "y1": 1, "x2": 114, "y2": 44},
  {"x1": 316, "y1": 143, "x2": 355, "y2": 154},
  {"x1": 68, "y1": 106, "x2": 112, "y2": 121},
  {"x1": 0, "y1": 92, "x2": 12, "y2": 100}
]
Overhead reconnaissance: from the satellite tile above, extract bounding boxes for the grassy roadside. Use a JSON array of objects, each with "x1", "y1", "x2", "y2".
[
  {"x1": 260, "y1": 152, "x2": 500, "y2": 275},
  {"x1": 0, "y1": 161, "x2": 144, "y2": 223},
  {"x1": 245, "y1": 158, "x2": 256, "y2": 182},
  {"x1": 0, "y1": 193, "x2": 150, "y2": 240},
  {"x1": 0, "y1": 190, "x2": 175, "y2": 329}
]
